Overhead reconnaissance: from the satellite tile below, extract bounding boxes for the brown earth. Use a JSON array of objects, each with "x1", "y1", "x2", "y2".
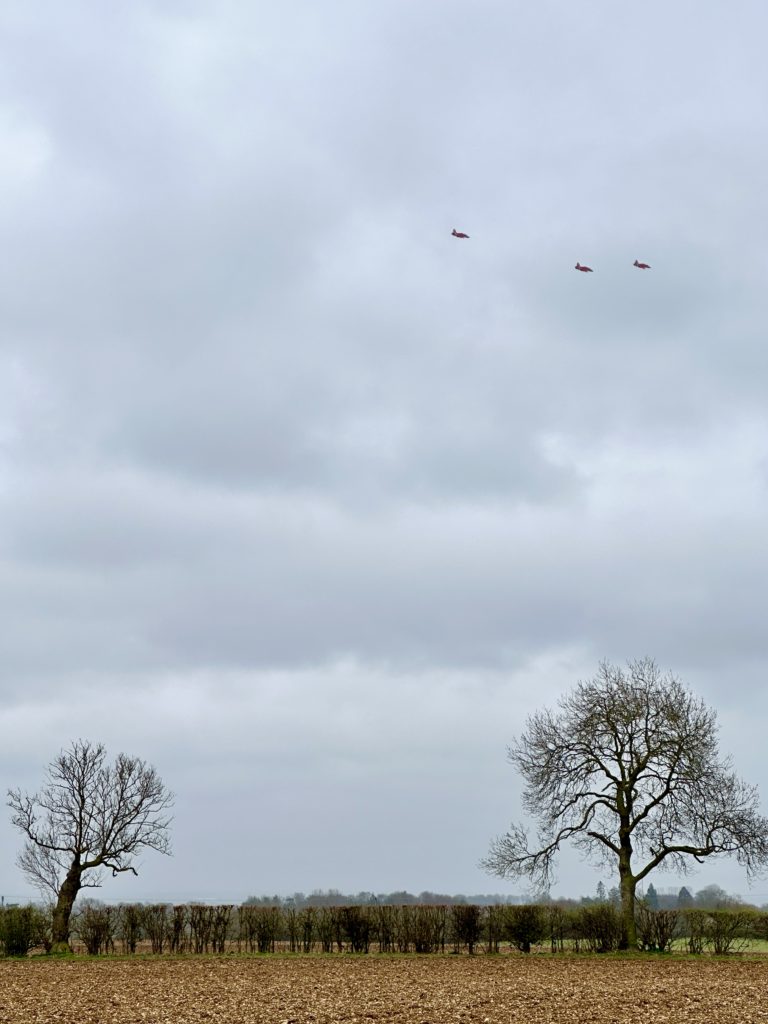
[{"x1": 2, "y1": 954, "x2": 768, "y2": 1024}]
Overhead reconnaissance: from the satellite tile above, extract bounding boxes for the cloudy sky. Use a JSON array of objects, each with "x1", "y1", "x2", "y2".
[{"x1": 2, "y1": 1, "x2": 768, "y2": 905}]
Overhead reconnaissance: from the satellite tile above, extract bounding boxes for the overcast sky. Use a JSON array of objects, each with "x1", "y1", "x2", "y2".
[{"x1": 2, "y1": 1, "x2": 768, "y2": 905}]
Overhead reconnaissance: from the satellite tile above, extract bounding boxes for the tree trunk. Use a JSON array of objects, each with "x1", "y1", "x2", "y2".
[
  {"x1": 618, "y1": 842, "x2": 637, "y2": 950},
  {"x1": 51, "y1": 859, "x2": 82, "y2": 951}
]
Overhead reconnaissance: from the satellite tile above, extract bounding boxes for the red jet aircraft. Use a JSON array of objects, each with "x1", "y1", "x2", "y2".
[
  {"x1": 451, "y1": 229, "x2": 470, "y2": 238},
  {"x1": 575, "y1": 262, "x2": 593, "y2": 272}
]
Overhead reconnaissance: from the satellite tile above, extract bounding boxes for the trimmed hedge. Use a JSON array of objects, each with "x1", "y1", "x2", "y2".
[{"x1": 6, "y1": 900, "x2": 767, "y2": 957}]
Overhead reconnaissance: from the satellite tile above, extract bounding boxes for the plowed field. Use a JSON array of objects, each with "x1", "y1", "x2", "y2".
[{"x1": 2, "y1": 954, "x2": 768, "y2": 1023}]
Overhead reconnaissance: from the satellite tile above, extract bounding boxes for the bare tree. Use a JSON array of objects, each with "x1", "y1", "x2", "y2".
[
  {"x1": 8, "y1": 739, "x2": 173, "y2": 950},
  {"x1": 482, "y1": 659, "x2": 768, "y2": 949}
]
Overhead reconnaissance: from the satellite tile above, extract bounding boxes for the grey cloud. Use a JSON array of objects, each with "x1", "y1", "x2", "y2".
[{"x1": 3, "y1": 424, "x2": 767, "y2": 691}]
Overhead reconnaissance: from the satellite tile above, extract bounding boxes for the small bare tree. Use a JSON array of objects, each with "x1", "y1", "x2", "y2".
[
  {"x1": 8, "y1": 739, "x2": 173, "y2": 950},
  {"x1": 483, "y1": 659, "x2": 768, "y2": 949}
]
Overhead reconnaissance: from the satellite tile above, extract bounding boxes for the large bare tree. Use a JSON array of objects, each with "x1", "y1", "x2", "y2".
[
  {"x1": 8, "y1": 740, "x2": 173, "y2": 950},
  {"x1": 483, "y1": 659, "x2": 768, "y2": 949}
]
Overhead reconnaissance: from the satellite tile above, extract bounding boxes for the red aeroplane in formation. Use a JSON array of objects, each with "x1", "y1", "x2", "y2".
[{"x1": 450, "y1": 233, "x2": 651, "y2": 273}]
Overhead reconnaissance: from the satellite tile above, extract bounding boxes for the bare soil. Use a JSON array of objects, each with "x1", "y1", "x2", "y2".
[{"x1": 2, "y1": 953, "x2": 768, "y2": 1023}]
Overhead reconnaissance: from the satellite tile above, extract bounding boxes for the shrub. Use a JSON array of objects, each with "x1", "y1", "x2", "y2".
[
  {"x1": 285, "y1": 906, "x2": 301, "y2": 952},
  {"x1": 484, "y1": 904, "x2": 505, "y2": 954},
  {"x1": 681, "y1": 909, "x2": 707, "y2": 954},
  {"x1": 411, "y1": 905, "x2": 446, "y2": 954},
  {"x1": 169, "y1": 905, "x2": 188, "y2": 953},
  {"x1": 189, "y1": 905, "x2": 215, "y2": 953},
  {"x1": 373, "y1": 904, "x2": 395, "y2": 953},
  {"x1": 636, "y1": 903, "x2": 680, "y2": 952},
  {"x1": 117, "y1": 903, "x2": 144, "y2": 954},
  {"x1": 393, "y1": 905, "x2": 413, "y2": 953},
  {"x1": 238, "y1": 904, "x2": 258, "y2": 953},
  {"x1": 505, "y1": 904, "x2": 546, "y2": 953},
  {"x1": 74, "y1": 904, "x2": 115, "y2": 955},
  {"x1": 745, "y1": 910, "x2": 768, "y2": 943},
  {"x1": 546, "y1": 904, "x2": 571, "y2": 953},
  {"x1": 211, "y1": 905, "x2": 233, "y2": 953},
  {"x1": 239, "y1": 905, "x2": 281, "y2": 953},
  {"x1": 340, "y1": 905, "x2": 371, "y2": 953},
  {"x1": 299, "y1": 906, "x2": 316, "y2": 952},
  {"x1": 142, "y1": 904, "x2": 170, "y2": 954},
  {"x1": 705, "y1": 909, "x2": 751, "y2": 955},
  {"x1": 0, "y1": 905, "x2": 50, "y2": 957},
  {"x1": 451, "y1": 904, "x2": 482, "y2": 954},
  {"x1": 573, "y1": 903, "x2": 622, "y2": 953},
  {"x1": 316, "y1": 906, "x2": 339, "y2": 953}
]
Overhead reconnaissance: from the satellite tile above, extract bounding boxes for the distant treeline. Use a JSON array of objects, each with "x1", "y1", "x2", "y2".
[
  {"x1": 3, "y1": 899, "x2": 768, "y2": 958},
  {"x1": 242, "y1": 882, "x2": 751, "y2": 912},
  {"x1": 242, "y1": 890, "x2": 528, "y2": 908}
]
